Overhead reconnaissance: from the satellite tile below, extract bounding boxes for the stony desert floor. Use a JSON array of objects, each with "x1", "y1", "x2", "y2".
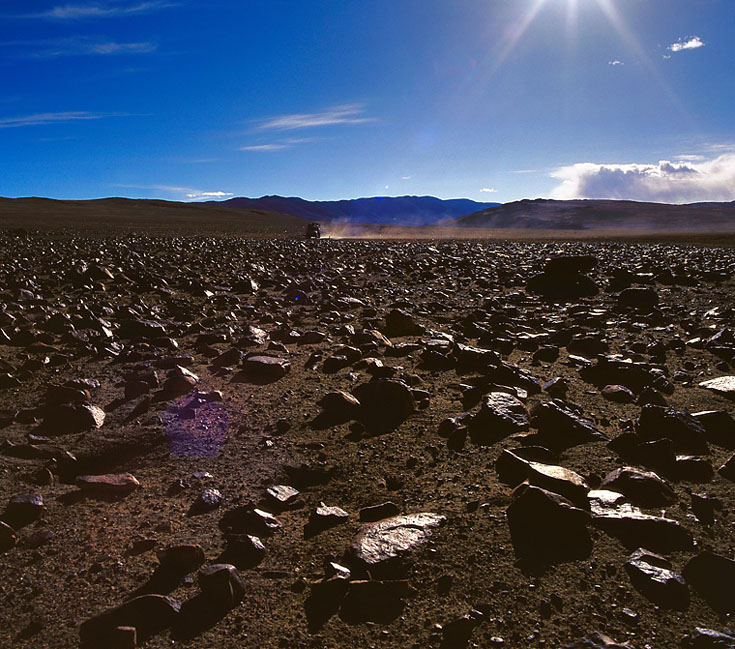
[{"x1": 1, "y1": 230, "x2": 735, "y2": 649}]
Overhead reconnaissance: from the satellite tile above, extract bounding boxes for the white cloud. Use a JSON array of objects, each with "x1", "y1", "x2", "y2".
[
  {"x1": 668, "y1": 36, "x2": 705, "y2": 53},
  {"x1": 186, "y1": 191, "x2": 233, "y2": 200},
  {"x1": 32, "y1": 2, "x2": 176, "y2": 19},
  {"x1": 257, "y1": 104, "x2": 375, "y2": 131},
  {"x1": 0, "y1": 111, "x2": 127, "y2": 128},
  {"x1": 550, "y1": 155, "x2": 735, "y2": 203},
  {"x1": 114, "y1": 184, "x2": 233, "y2": 201},
  {"x1": 401, "y1": 176, "x2": 411, "y2": 180},
  {"x1": 480, "y1": 187, "x2": 498, "y2": 193},
  {"x1": 608, "y1": 60, "x2": 623, "y2": 66}
]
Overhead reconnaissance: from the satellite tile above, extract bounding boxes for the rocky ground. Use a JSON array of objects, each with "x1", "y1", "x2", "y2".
[{"x1": 1, "y1": 230, "x2": 735, "y2": 649}]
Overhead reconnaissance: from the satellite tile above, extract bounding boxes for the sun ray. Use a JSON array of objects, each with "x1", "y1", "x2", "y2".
[
  {"x1": 594, "y1": 0, "x2": 694, "y2": 126},
  {"x1": 489, "y1": 0, "x2": 549, "y2": 75}
]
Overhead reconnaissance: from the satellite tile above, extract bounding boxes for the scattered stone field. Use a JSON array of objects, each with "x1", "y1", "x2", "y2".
[{"x1": 2, "y1": 230, "x2": 735, "y2": 649}]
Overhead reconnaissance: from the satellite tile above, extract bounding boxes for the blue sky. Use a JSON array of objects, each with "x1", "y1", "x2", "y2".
[{"x1": 1, "y1": 0, "x2": 733, "y2": 204}]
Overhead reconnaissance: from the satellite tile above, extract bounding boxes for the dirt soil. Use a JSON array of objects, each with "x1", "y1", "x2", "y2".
[{"x1": 1, "y1": 229, "x2": 735, "y2": 649}]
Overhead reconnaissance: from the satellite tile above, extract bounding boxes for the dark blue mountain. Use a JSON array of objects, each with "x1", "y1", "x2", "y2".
[{"x1": 214, "y1": 195, "x2": 501, "y2": 225}]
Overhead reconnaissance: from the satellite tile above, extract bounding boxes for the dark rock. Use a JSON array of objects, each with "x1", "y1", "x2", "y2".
[
  {"x1": 161, "y1": 366, "x2": 199, "y2": 396},
  {"x1": 385, "y1": 309, "x2": 422, "y2": 336},
  {"x1": 637, "y1": 405, "x2": 709, "y2": 454},
  {"x1": 188, "y1": 488, "x2": 222, "y2": 514},
  {"x1": 675, "y1": 456, "x2": 714, "y2": 482},
  {"x1": 3, "y1": 493, "x2": 44, "y2": 528},
  {"x1": 618, "y1": 287, "x2": 659, "y2": 311},
  {"x1": 602, "y1": 385, "x2": 636, "y2": 403},
  {"x1": 495, "y1": 450, "x2": 589, "y2": 506},
  {"x1": 198, "y1": 563, "x2": 245, "y2": 608},
  {"x1": 470, "y1": 392, "x2": 529, "y2": 444},
  {"x1": 693, "y1": 410, "x2": 735, "y2": 449},
  {"x1": 719, "y1": 454, "x2": 735, "y2": 482},
  {"x1": 544, "y1": 255, "x2": 597, "y2": 274},
  {"x1": 507, "y1": 484, "x2": 592, "y2": 566},
  {"x1": 318, "y1": 391, "x2": 361, "y2": 420},
  {"x1": 683, "y1": 551, "x2": 735, "y2": 613},
  {"x1": 529, "y1": 400, "x2": 609, "y2": 450},
  {"x1": 359, "y1": 502, "x2": 400, "y2": 522},
  {"x1": 440, "y1": 614, "x2": 479, "y2": 649},
  {"x1": 624, "y1": 548, "x2": 689, "y2": 610},
  {"x1": 600, "y1": 467, "x2": 676, "y2": 507},
  {"x1": 157, "y1": 544, "x2": 206, "y2": 574},
  {"x1": 219, "y1": 504, "x2": 281, "y2": 536},
  {"x1": 0, "y1": 520, "x2": 17, "y2": 552},
  {"x1": 43, "y1": 402, "x2": 105, "y2": 433},
  {"x1": 352, "y1": 379, "x2": 415, "y2": 432},
  {"x1": 221, "y1": 534, "x2": 266, "y2": 569}
]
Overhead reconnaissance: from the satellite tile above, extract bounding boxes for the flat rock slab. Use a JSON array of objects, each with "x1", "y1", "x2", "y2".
[
  {"x1": 76, "y1": 473, "x2": 140, "y2": 497},
  {"x1": 563, "y1": 632, "x2": 635, "y2": 649},
  {"x1": 348, "y1": 513, "x2": 444, "y2": 577},
  {"x1": 592, "y1": 502, "x2": 692, "y2": 553},
  {"x1": 241, "y1": 356, "x2": 291, "y2": 379},
  {"x1": 699, "y1": 376, "x2": 735, "y2": 398}
]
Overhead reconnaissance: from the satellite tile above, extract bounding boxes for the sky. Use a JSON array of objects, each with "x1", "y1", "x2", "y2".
[{"x1": 1, "y1": 0, "x2": 734, "y2": 204}]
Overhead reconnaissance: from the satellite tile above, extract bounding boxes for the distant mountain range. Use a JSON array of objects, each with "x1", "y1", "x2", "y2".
[
  {"x1": 453, "y1": 198, "x2": 735, "y2": 231},
  {"x1": 215, "y1": 195, "x2": 501, "y2": 225}
]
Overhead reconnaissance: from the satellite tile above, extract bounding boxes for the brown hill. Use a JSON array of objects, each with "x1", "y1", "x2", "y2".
[
  {"x1": 453, "y1": 198, "x2": 735, "y2": 231},
  {"x1": 0, "y1": 197, "x2": 309, "y2": 236}
]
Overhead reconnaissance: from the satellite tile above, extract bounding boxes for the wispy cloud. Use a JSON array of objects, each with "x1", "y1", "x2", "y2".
[
  {"x1": 27, "y1": 1, "x2": 176, "y2": 20},
  {"x1": 608, "y1": 60, "x2": 623, "y2": 66},
  {"x1": 114, "y1": 184, "x2": 233, "y2": 201},
  {"x1": 668, "y1": 36, "x2": 705, "y2": 53},
  {"x1": 0, "y1": 111, "x2": 128, "y2": 128},
  {"x1": 480, "y1": 187, "x2": 498, "y2": 193},
  {"x1": 257, "y1": 104, "x2": 375, "y2": 131},
  {"x1": 238, "y1": 136, "x2": 323, "y2": 152},
  {"x1": 6, "y1": 37, "x2": 157, "y2": 58},
  {"x1": 550, "y1": 155, "x2": 735, "y2": 203},
  {"x1": 238, "y1": 143, "x2": 290, "y2": 152}
]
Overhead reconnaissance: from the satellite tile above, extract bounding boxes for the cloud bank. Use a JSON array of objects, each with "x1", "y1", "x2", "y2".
[{"x1": 550, "y1": 155, "x2": 735, "y2": 203}]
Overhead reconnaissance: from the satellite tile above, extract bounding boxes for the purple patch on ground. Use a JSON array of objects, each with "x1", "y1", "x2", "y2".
[{"x1": 163, "y1": 395, "x2": 230, "y2": 457}]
